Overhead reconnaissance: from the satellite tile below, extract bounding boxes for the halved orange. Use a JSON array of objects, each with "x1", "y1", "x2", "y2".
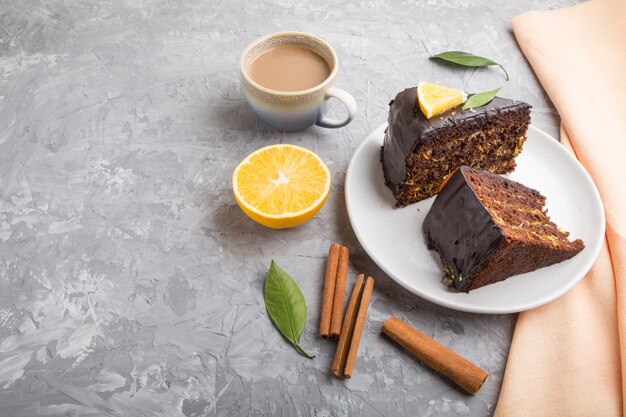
[
  {"x1": 417, "y1": 81, "x2": 467, "y2": 119},
  {"x1": 232, "y1": 144, "x2": 331, "y2": 229}
]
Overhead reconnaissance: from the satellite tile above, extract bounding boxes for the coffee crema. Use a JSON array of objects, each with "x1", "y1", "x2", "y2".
[{"x1": 248, "y1": 44, "x2": 331, "y2": 92}]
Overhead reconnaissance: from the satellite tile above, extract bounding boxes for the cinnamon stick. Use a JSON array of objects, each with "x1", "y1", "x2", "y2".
[
  {"x1": 342, "y1": 276, "x2": 374, "y2": 379},
  {"x1": 319, "y1": 243, "x2": 341, "y2": 338},
  {"x1": 381, "y1": 317, "x2": 488, "y2": 395},
  {"x1": 331, "y1": 274, "x2": 365, "y2": 377},
  {"x1": 329, "y1": 245, "x2": 349, "y2": 339}
]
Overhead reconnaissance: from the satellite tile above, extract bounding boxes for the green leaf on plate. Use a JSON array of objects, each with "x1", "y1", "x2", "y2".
[
  {"x1": 264, "y1": 260, "x2": 315, "y2": 359},
  {"x1": 462, "y1": 88, "x2": 501, "y2": 111},
  {"x1": 430, "y1": 51, "x2": 509, "y2": 81}
]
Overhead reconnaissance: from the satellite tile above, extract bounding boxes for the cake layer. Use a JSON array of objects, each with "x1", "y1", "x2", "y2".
[
  {"x1": 382, "y1": 87, "x2": 531, "y2": 207},
  {"x1": 422, "y1": 166, "x2": 584, "y2": 292}
]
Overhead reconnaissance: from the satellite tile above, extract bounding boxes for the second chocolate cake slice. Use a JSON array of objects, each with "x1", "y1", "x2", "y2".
[
  {"x1": 422, "y1": 166, "x2": 584, "y2": 292},
  {"x1": 382, "y1": 87, "x2": 531, "y2": 207}
]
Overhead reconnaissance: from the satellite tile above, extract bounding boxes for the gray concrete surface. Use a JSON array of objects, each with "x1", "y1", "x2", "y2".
[{"x1": 0, "y1": 0, "x2": 577, "y2": 416}]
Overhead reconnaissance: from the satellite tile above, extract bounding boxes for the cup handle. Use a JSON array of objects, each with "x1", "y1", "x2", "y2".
[{"x1": 316, "y1": 87, "x2": 357, "y2": 129}]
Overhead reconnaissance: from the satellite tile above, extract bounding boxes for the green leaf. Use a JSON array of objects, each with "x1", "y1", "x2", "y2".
[
  {"x1": 462, "y1": 88, "x2": 501, "y2": 111},
  {"x1": 264, "y1": 260, "x2": 315, "y2": 359},
  {"x1": 430, "y1": 51, "x2": 509, "y2": 81}
]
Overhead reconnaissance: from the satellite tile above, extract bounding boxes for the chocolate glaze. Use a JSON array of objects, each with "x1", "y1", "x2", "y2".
[
  {"x1": 422, "y1": 166, "x2": 504, "y2": 291},
  {"x1": 381, "y1": 87, "x2": 531, "y2": 196}
]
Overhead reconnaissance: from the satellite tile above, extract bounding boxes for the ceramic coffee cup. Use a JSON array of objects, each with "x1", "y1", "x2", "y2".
[{"x1": 240, "y1": 32, "x2": 357, "y2": 131}]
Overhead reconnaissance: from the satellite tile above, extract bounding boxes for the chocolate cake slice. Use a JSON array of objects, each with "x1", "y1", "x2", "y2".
[
  {"x1": 422, "y1": 166, "x2": 584, "y2": 292},
  {"x1": 382, "y1": 87, "x2": 531, "y2": 207}
]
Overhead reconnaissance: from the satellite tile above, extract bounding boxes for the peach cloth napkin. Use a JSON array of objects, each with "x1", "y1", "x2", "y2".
[{"x1": 495, "y1": 0, "x2": 626, "y2": 415}]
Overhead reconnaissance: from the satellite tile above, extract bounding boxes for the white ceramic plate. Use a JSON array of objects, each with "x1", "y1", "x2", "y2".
[{"x1": 345, "y1": 124, "x2": 605, "y2": 314}]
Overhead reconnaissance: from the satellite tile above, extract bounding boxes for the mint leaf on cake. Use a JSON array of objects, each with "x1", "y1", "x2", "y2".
[{"x1": 463, "y1": 88, "x2": 501, "y2": 111}]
